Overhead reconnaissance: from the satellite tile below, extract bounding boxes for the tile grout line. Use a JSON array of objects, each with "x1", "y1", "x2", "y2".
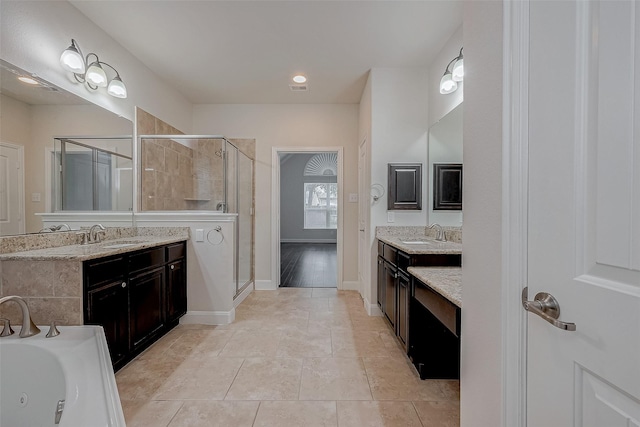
[
  {"x1": 411, "y1": 401, "x2": 427, "y2": 427},
  {"x1": 222, "y1": 357, "x2": 247, "y2": 401},
  {"x1": 251, "y1": 401, "x2": 262, "y2": 427},
  {"x1": 162, "y1": 401, "x2": 185, "y2": 427},
  {"x1": 361, "y1": 356, "x2": 376, "y2": 402}
]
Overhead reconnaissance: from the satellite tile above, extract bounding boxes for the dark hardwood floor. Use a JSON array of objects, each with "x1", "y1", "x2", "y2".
[{"x1": 280, "y1": 243, "x2": 337, "y2": 288}]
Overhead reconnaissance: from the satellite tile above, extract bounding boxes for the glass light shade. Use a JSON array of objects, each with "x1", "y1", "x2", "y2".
[
  {"x1": 452, "y1": 58, "x2": 464, "y2": 82},
  {"x1": 107, "y1": 76, "x2": 127, "y2": 98},
  {"x1": 440, "y1": 73, "x2": 458, "y2": 94},
  {"x1": 293, "y1": 75, "x2": 307, "y2": 84},
  {"x1": 60, "y1": 45, "x2": 85, "y2": 74},
  {"x1": 86, "y1": 62, "x2": 107, "y2": 87}
]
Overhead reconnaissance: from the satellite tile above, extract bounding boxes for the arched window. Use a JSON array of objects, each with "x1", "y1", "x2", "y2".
[{"x1": 303, "y1": 153, "x2": 337, "y2": 176}]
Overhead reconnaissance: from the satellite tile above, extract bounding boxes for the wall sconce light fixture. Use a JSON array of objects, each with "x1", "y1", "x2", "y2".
[
  {"x1": 60, "y1": 39, "x2": 127, "y2": 98},
  {"x1": 439, "y1": 47, "x2": 464, "y2": 95}
]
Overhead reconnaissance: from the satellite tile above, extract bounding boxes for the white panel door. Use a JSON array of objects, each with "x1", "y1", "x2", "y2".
[
  {"x1": 0, "y1": 142, "x2": 24, "y2": 236},
  {"x1": 526, "y1": 1, "x2": 640, "y2": 426}
]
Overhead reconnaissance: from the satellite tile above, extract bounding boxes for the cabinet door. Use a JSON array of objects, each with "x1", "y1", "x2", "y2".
[
  {"x1": 166, "y1": 259, "x2": 187, "y2": 323},
  {"x1": 384, "y1": 261, "x2": 397, "y2": 328},
  {"x1": 130, "y1": 266, "x2": 165, "y2": 350},
  {"x1": 377, "y1": 256, "x2": 385, "y2": 310},
  {"x1": 86, "y1": 280, "x2": 129, "y2": 367},
  {"x1": 397, "y1": 272, "x2": 410, "y2": 348}
]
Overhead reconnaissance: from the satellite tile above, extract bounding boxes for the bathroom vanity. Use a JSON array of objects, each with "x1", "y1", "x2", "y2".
[
  {"x1": 408, "y1": 267, "x2": 461, "y2": 379},
  {"x1": 84, "y1": 241, "x2": 187, "y2": 369},
  {"x1": 376, "y1": 228, "x2": 462, "y2": 379},
  {"x1": 0, "y1": 228, "x2": 189, "y2": 370}
]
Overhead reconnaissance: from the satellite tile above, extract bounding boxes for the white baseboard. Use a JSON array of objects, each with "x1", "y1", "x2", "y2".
[
  {"x1": 280, "y1": 239, "x2": 337, "y2": 243},
  {"x1": 180, "y1": 309, "x2": 235, "y2": 325},
  {"x1": 363, "y1": 297, "x2": 383, "y2": 317},
  {"x1": 255, "y1": 279, "x2": 276, "y2": 290},
  {"x1": 341, "y1": 280, "x2": 360, "y2": 291},
  {"x1": 234, "y1": 282, "x2": 254, "y2": 307}
]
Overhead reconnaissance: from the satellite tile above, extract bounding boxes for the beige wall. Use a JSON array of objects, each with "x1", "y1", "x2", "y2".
[
  {"x1": 0, "y1": 93, "x2": 31, "y2": 145},
  {"x1": 358, "y1": 75, "x2": 373, "y2": 304},
  {"x1": 460, "y1": 1, "x2": 504, "y2": 426},
  {"x1": 192, "y1": 104, "x2": 360, "y2": 286}
]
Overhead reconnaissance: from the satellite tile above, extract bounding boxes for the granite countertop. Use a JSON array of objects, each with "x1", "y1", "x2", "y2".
[
  {"x1": 377, "y1": 235, "x2": 462, "y2": 255},
  {"x1": 408, "y1": 267, "x2": 462, "y2": 307},
  {"x1": 0, "y1": 234, "x2": 189, "y2": 261}
]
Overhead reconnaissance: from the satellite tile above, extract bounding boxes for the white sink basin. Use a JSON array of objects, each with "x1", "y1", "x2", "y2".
[
  {"x1": 400, "y1": 240, "x2": 432, "y2": 245},
  {"x1": 101, "y1": 243, "x2": 138, "y2": 249}
]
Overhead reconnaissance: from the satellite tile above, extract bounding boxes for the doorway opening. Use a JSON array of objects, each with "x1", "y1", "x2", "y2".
[{"x1": 272, "y1": 148, "x2": 343, "y2": 289}]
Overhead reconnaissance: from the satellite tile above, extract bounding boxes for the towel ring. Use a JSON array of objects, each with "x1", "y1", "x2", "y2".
[
  {"x1": 371, "y1": 184, "x2": 385, "y2": 202},
  {"x1": 207, "y1": 226, "x2": 224, "y2": 245}
]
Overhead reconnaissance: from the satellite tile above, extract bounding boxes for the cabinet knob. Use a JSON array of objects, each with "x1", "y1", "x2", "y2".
[
  {"x1": 121, "y1": 282, "x2": 127, "y2": 288},
  {"x1": 170, "y1": 264, "x2": 175, "y2": 270}
]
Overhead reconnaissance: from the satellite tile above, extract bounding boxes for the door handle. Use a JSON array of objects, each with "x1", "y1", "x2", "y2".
[{"x1": 522, "y1": 287, "x2": 576, "y2": 331}]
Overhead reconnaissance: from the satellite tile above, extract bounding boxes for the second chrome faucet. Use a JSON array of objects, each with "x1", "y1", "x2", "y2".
[{"x1": 428, "y1": 223, "x2": 447, "y2": 242}]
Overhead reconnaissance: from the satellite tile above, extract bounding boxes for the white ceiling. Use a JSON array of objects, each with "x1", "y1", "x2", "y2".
[{"x1": 70, "y1": 1, "x2": 462, "y2": 105}]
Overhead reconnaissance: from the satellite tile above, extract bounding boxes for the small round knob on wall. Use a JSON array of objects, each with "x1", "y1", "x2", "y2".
[{"x1": 121, "y1": 282, "x2": 127, "y2": 288}]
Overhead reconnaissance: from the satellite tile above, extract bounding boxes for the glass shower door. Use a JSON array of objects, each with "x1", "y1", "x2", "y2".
[{"x1": 237, "y1": 150, "x2": 254, "y2": 294}]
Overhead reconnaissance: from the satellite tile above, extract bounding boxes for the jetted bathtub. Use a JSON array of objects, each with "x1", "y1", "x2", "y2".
[{"x1": 0, "y1": 325, "x2": 125, "y2": 426}]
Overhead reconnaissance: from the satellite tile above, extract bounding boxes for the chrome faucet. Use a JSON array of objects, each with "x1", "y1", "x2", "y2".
[
  {"x1": 428, "y1": 223, "x2": 446, "y2": 242},
  {"x1": 89, "y1": 224, "x2": 106, "y2": 243},
  {"x1": 0, "y1": 296, "x2": 41, "y2": 338}
]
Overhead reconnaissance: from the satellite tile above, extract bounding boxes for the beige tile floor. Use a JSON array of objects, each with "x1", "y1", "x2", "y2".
[{"x1": 117, "y1": 288, "x2": 460, "y2": 427}]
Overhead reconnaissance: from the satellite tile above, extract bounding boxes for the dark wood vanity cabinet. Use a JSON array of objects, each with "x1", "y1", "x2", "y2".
[
  {"x1": 383, "y1": 261, "x2": 397, "y2": 329},
  {"x1": 377, "y1": 240, "x2": 461, "y2": 353},
  {"x1": 377, "y1": 256, "x2": 385, "y2": 310},
  {"x1": 409, "y1": 277, "x2": 461, "y2": 379},
  {"x1": 83, "y1": 241, "x2": 187, "y2": 370},
  {"x1": 166, "y1": 243, "x2": 187, "y2": 324},
  {"x1": 85, "y1": 278, "x2": 130, "y2": 367},
  {"x1": 129, "y1": 266, "x2": 165, "y2": 351},
  {"x1": 397, "y1": 271, "x2": 410, "y2": 346}
]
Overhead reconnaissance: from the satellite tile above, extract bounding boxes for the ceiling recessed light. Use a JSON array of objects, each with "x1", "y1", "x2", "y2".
[
  {"x1": 18, "y1": 76, "x2": 39, "y2": 85},
  {"x1": 292, "y1": 75, "x2": 307, "y2": 84}
]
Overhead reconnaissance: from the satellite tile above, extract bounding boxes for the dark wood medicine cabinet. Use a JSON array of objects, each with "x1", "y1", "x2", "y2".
[{"x1": 388, "y1": 163, "x2": 422, "y2": 210}]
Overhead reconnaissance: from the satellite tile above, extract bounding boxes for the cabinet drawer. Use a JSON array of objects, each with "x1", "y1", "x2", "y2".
[
  {"x1": 129, "y1": 247, "x2": 165, "y2": 274},
  {"x1": 166, "y1": 242, "x2": 186, "y2": 262},
  {"x1": 383, "y1": 244, "x2": 397, "y2": 265},
  {"x1": 378, "y1": 240, "x2": 385, "y2": 256},
  {"x1": 85, "y1": 256, "x2": 127, "y2": 288},
  {"x1": 413, "y1": 279, "x2": 460, "y2": 337}
]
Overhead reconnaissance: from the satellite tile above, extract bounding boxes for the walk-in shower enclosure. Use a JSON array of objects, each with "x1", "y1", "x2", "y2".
[{"x1": 139, "y1": 135, "x2": 254, "y2": 296}]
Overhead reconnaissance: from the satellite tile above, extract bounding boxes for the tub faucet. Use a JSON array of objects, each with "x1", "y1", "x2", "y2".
[
  {"x1": 89, "y1": 224, "x2": 106, "y2": 243},
  {"x1": 0, "y1": 296, "x2": 41, "y2": 338},
  {"x1": 428, "y1": 223, "x2": 446, "y2": 242}
]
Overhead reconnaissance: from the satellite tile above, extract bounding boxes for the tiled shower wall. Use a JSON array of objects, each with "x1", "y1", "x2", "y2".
[{"x1": 138, "y1": 108, "x2": 226, "y2": 211}]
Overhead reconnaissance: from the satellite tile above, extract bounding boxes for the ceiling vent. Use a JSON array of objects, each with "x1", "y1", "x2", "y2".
[{"x1": 289, "y1": 84, "x2": 308, "y2": 92}]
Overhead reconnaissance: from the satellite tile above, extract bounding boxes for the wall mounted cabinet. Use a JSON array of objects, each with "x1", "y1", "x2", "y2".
[{"x1": 387, "y1": 163, "x2": 422, "y2": 210}]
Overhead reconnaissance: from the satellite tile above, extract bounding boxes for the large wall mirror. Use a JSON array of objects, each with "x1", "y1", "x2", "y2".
[
  {"x1": 0, "y1": 59, "x2": 133, "y2": 236},
  {"x1": 428, "y1": 103, "x2": 463, "y2": 226}
]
